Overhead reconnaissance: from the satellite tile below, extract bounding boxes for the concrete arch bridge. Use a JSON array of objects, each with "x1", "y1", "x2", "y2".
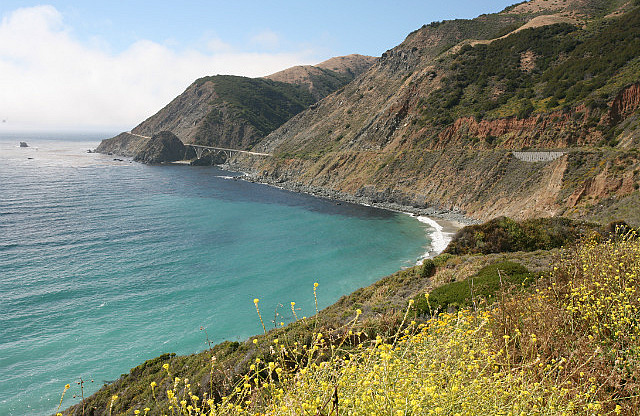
[{"x1": 185, "y1": 144, "x2": 271, "y2": 160}]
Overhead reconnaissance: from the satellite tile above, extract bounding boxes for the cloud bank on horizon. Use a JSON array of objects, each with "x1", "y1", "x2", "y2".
[
  {"x1": 0, "y1": 6, "x2": 317, "y2": 132},
  {"x1": 0, "y1": 1, "x2": 518, "y2": 133}
]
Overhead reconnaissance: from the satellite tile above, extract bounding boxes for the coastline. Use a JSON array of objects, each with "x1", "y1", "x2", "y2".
[
  {"x1": 231, "y1": 171, "x2": 477, "y2": 225},
  {"x1": 132, "y1": 157, "x2": 470, "y2": 257},
  {"x1": 145, "y1": 158, "x2": 471, "y2": 258},
  {"x1": 218, "y1": 164, "x2": 473, "y2": 258},
  {"x1": 53, "y1": 155, "x2": 470, "y2": 415},
  {"x1": 414, "y1": 215, "x2": 461, "y2": 261}
]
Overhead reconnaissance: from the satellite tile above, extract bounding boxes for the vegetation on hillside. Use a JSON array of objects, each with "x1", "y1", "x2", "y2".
[
  {"x1": 59, "y1": 228, "x2": 640, "y2": 415},
  {"x1": 404, "y1": 13, "x2": 528, "y2": 58},
  {"x1": 304, "y1": 67, "x2": 357, "y2": 99},
  {"x1": 418, "y1": 7, "x2": 640, "y2": 136},
  {"x1": 444, "y1": 216, "x2": 601, "y2": 255},
  {"x1": 194, "y1": 75, "x2": 316, "y2": 139},
  {"x1": 413, "y1": 260, "x2": 535, "y2": 313}
]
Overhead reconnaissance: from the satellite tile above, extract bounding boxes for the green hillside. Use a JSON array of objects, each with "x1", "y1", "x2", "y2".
[
  {"x1": 195, "y1": 75, "x2": 316, "y2": 138},
  {"x1": 419, "y1": 8, "x2": 640, "y2": 135}
]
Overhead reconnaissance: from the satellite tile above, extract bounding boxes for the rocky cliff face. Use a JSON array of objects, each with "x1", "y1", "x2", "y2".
[
  {"x1": 96, "y1": 131, "x2": 186, "y2": 163},
  {"x1": 95, "y1": 132, "x2": 150, "y2": 157},
  {"x1": 133, "y1": 131, "x2": 186, "y2": 164},
  {"x1": 230, "y1": 0, "x2": 640, "y2": 225},
  {"x1": 607, "y1": 83, "x2": 640, "y2": 126}
]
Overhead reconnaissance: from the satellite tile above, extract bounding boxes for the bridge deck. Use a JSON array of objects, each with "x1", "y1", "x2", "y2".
[{"x1": 186, "y1": 144, "x2": 271, "y2": 157}]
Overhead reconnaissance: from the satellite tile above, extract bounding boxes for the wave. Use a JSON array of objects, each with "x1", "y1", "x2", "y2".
[{"x1": 415, "y1": 215, "x2": 455, "y2": 262}]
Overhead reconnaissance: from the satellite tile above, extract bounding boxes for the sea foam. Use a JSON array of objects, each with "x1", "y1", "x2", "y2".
[{"x1": 415, "y1": 216, "x2": 455, "y2": 262}]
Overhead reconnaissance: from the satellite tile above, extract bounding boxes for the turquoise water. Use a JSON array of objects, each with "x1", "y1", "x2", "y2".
[{"x1": 0, "y1": 135, "x2": 431, "y2": 415}]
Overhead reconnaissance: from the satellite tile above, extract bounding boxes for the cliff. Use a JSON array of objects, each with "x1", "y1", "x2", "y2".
[
  {"x1": 96, "y1": 131, "x2": 188, "y2": 163},
  {"x1": 229, "y1": 0, "x2": 640, "y2": 225},
  {"x1": 95, "y1": 132, "x2": 150, "y2": 157}
]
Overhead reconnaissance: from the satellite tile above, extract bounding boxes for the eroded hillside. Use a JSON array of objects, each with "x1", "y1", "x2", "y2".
[{"x1": 232, "y1": 0, "x2": 640, "y2": 225}]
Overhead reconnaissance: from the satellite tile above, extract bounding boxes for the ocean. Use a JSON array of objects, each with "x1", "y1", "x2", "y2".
[{"x1": 0, "y1": 134, "x2": 436, "y2": 415}]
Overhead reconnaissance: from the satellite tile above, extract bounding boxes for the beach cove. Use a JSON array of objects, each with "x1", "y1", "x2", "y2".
[{"x1": 0, "y1": 135, "x2": 458, "y2": 415}]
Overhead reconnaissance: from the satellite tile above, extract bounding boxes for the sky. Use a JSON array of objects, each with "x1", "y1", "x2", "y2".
[{"x1": 0, "y1": 1, "x2": 518, "y2": 133}]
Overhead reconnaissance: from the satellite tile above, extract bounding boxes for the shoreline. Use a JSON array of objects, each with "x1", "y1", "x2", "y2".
[
  {"x1": 238, "y1": 174, "x2": 476, "y2": 226},
  {"x1": 153, "y1": 158, "x2": 471, "y2": 258},
  {"x1": 217, "y1": 164, "x2": 473, "y2": 257},
  {"x1": 414, "y1": 215, "x2": 461, "y2": 261}
]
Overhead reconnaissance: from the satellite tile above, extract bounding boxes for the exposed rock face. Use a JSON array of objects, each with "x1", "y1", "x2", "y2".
[
  {"x1": 432, "y1": 105, "x2": 602, "y2": 150},
  {"x1": 133, "y1": 131, "x2": 186, "y2": 164},
  {"x1": 95, "y1": 132, "x2": 150, "y2": 157},
  {"x1": 607, "y1": 83, "x2": 640, "y2": 125},
  {"x1": 230, "y1": 2, "x2": 640, "y2": 225}
]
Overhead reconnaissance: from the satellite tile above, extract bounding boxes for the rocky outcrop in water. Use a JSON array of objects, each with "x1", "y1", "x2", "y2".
[{"x1": 133, "y1": 131, "x2": 186, "y2": 164}]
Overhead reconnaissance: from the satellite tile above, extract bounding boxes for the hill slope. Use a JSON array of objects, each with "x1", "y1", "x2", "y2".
[
  {"x1": 231, "y1": 0, "x2": 640, "y2": 225},
  {"x1": 96, "y1": 55, "x2": 376, "y2": 155},
  {"x1": 264, "y1": 54, "x2": 377, "y2": 100}
]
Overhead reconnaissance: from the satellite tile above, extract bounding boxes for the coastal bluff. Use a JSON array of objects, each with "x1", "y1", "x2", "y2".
[{"x1": 97, "y1": 131, "x2": 187, "y2": 164}]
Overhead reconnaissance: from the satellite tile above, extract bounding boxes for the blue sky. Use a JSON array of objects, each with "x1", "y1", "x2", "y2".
[{"x1": 0, "y1": 1, "x2": 518, "y2": 132}]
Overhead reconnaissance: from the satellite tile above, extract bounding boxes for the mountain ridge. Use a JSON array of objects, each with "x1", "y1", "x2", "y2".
[
  {"x1": 96, "y1": 54, "x2": 376, "y2": 157},
  {"x1": 228, "y1": 0, "x2": 640, "y2": 225}
]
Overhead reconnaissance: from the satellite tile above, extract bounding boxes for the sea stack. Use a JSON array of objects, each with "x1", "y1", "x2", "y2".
[{"x1": 133, "y1": 131, "x2": 186, "y2": 164}]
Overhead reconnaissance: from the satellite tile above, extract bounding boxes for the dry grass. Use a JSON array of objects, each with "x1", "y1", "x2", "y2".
[{"x1": 57, "y1": 233, "x2": 640, "y2": 415}]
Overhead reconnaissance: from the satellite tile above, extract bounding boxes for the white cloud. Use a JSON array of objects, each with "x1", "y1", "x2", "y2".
[
  {"x1": 249, "y1": 30, "x2": 280, "y2": 49},
  {"x1": 0, "y1": 6, "x2": 316, "y2": 132},
  {"x1": 206, "y1": 37, "x2": 233, "y2": 53}
]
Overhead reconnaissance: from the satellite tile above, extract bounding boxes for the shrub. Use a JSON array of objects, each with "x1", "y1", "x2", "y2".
[
  {"x1": 444, "y1": 216, "x2": 600, "y2": 255},
  {"x1": 420, "y1": 258, "x2": 436, "y2": 278},
  {"x1": 413, "y1": 261, "x2": 533, "y2": 314}
]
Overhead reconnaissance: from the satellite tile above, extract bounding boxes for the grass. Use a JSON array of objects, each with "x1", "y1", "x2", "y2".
[
  {"x1": 413, "y1": 260, "x2": 535, "y2": 314},
  {"x1": 58, "y1": 229, "x2": 640, "y2": 415}
]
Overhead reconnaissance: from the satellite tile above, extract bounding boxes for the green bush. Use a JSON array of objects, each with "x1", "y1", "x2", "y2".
[
  {"x1": 432, "y1": 253, "x2": 454, "y2": 267},
  {"x1": 414, "y1": 261, "x2": 533, "y2": 315},
  {"x1": 444, "y1": 216, "x2": 600, "y2": 255},
  {"x1": 420, "y1": 259, "x2": 436, "y2": 278}
]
